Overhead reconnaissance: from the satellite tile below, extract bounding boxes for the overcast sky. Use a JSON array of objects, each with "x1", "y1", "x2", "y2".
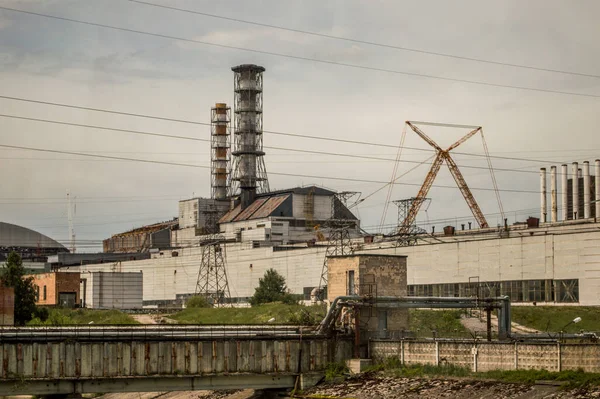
[{"x1": 0, "y1": 0, "x2": 599, "y2": 251}]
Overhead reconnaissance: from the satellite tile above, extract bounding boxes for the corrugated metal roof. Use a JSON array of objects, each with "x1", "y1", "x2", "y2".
[
  {"x1": 234, "y1": 197, "x2": 270, "y2": 222},
  {"x1": 219, "y1": 204, "x2": 242, "y2": 224},
  {"x1": 250, "y1": 194, "x2": 290, "y2": 219}
]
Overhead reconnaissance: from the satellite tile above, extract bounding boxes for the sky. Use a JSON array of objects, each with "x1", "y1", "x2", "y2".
[{"x1": 0, "y1": 0, "x2": 599, "y2": 252}]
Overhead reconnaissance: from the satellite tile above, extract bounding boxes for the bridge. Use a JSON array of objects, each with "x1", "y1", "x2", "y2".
[{"x1": 0, "y1": 325, "x2": 352, "y2": 396}]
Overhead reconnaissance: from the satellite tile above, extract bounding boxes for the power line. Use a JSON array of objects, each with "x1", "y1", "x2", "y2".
[
  {"x1": 2, "y1": 6, "x2": 599, "y2": 99},
  {"x1": 129, "y1": 0, "x2": 600, "y2": 80},
  {"x1": 0, "y1": 143, "x2": 546, "y2": 194},
  {"x1": 0, "y1": 97, "x2": 590, "y2": 167},
  {"x1": 0, "y1": 112, "x2": 587, "y2": 177}
]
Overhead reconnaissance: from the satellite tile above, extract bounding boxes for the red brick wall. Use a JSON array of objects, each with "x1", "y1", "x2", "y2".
[
  {"x1": 0, "y1": 286, "x2": 14, "y2": 326},
  {"x1": 28, "y1": 272, "x2": 80, "y2": 306}
]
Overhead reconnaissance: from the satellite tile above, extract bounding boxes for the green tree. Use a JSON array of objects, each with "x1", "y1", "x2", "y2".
[
  {"x1": 250, "y1": 268, "x2": 296, "y2": 306},
  {"x1": 0, "y1": 252, "x2": 39, "y2": 325}
]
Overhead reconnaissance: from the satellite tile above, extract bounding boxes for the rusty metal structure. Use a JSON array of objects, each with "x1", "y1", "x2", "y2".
[
  {"x1": 195, "y1": 235, "x2": 231, "y2": 306},
  {"x1": 102, "y1": 219, "x2": 177, "y2": 253},
  {"x1": 211, "y1": 103, "x2": 231, "y2": 200},
  {"x1": 231, "y1": 64, "x2": 269, "y2": 208},
  {"x1": 398, "y1": 121, "x2": 490, "y2": 234}
]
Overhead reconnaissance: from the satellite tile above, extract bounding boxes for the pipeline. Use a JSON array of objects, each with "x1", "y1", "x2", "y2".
[{"x1": 317, "y1": 295, "x2": 511, "y2": 339}]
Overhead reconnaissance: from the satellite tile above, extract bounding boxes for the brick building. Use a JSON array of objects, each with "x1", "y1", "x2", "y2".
[
  {"x1": 29, "y1": 272, "x2": 80, "y2": 307},
  {"x1": 327, "y1": 254, "x2": 408, "y2": 336}
]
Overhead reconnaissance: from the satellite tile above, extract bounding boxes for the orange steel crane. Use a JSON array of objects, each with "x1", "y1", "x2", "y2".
[{"x1": 398, "y1": 121, "x2": 489, "y2": 234}]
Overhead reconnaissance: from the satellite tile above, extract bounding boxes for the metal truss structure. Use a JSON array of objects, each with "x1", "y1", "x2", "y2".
[
  {"x1": 393, "y1": 197, "x2": 429, "y2": 246},
  {"x1": 398, "y1": 121, "x2": 490, "y2": 234},
  {"x1": 317, "y1": 192, "x2": 360, "y2": 298},
  {"x1": 195, "y1": 235, "x2": 231, "y2": 307},
  {"x1": 230, "y1": 64, "x2": 270, "y2": 197},
  {"x1": 210, "y1": 104, "x2": 231, "y2": 200}
]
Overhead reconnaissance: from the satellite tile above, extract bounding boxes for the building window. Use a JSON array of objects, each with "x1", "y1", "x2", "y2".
[
  {"x1": 35, "y1": 286, "x2": 39, "y2": 301},
  {"x1": 348, "y1": 270, "x2": 355, "y2": 295},
  {"x1": 407, "y1": 279, "x2": 579, "y2": 303},
  {"x1": 43, "y1": 286, "x2": 47, "y2": 301}
]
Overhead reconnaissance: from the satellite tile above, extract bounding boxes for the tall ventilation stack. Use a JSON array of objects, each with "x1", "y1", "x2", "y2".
[
  {"x1": 231, "y1": 64, "x2": 270, "y2": 209},
  {"x1": 211, "y1": 103, "x2": 231, "y2": 200}
]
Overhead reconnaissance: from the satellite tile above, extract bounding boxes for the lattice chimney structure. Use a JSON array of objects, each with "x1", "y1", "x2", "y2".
[{"x1": 230, "y1": 64, "x2": 270, "y2": 209}]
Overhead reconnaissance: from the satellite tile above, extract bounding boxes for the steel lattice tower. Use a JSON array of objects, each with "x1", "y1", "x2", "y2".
[
  {"x1": 393, "y1": 197, "x2": 429, "y2": 246},
  {"x1": 230, "y1": 64, "x2": 270, "y2": 198},
  {"x1": 195, "y1": 235, "x2": 231, "y2": 306},
  {"x1": 317, "y1": 192, "x2": 360, "y2": 299}
]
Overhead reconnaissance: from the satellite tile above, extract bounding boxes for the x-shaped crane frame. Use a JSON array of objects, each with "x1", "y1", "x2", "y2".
[{"x1": 398, "y1": 121, "x2": 489, "y2": 234}]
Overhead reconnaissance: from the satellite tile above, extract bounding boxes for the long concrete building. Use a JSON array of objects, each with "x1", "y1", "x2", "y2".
[{"x1": 72, "y1": 217, "x2": 600, "y2": 306}]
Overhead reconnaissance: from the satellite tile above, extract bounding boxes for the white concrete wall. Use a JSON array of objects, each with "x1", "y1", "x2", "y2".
[
  {"x1": 73, "y1": 223, "x2": 600, "y2": 305},
  {"x1": 178, "y1": 199, "x2": 198, "y2": 229}
]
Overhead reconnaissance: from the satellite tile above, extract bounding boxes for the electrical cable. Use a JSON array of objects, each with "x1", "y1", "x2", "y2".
[
  {"x1": 0, "y1": 111, "x2": 590, "y2": 176},
  {"x1": 127, "y1": 0, "x2": 600, "y2": 80},
  {"x1": 0, "y1": 143, "x2": 548, "y2": 194},
  {"x1": 1, "y1": 6, "x2": 599, "y2": 98}
]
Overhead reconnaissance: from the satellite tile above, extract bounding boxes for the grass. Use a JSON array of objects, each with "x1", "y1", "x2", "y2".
[
  {"x1": 370, "y1": 360, "x2": 600, "y2": 388},
  {"x1": 510, "y1": 306, "x2": 600, "y2": 333},
  {"x1": 171, "y1": 302, "x2": 327, "y2": 325},
  {"x1": 28, "y1": 308, "x2": 139, "y2": 325},
  {"x1": 408, "y1": 309, "x2": 470, "y2": 338}
]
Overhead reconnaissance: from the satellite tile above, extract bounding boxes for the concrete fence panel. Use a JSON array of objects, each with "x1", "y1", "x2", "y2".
[
  {"x1": 371, "y1": 340, "x2": 600, "y2": 374},
  {"x1": 561, "y1": 344, "x2": 600, "y2": 372},
  {"x1": 438, "y1": 342, "x2": 472, "y2": 370},
  {"x1": 476, "y1": 343, "x2": 515, "y2": 372},
  {"x1": 404, "y1": 341, "x2": 436, "y2": 365},
  {"x1": 517, "y1": 344, "x2": 559, "y2": 371}
]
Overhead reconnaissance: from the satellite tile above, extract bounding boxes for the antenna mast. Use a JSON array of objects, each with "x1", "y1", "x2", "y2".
[{"x1": 67, "y1": 190, "x2": 76, "y2": 253}]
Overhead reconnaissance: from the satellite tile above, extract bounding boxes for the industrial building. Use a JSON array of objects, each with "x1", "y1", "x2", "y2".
[
  {"x1": 65, "y1": 62, "x2": 600, "y2": 308},
  {"x1": 0, "y1": 222, "x2": 68, "y2": 272},
  {"x1": 29, "y1": 272, "x2": 80, "y2": 307},
  {"x1": 80, "y1": 271, "x2": 143, "y2": 309},
  {"x1": 102, "y1": 218, "x2": 177, "y2": 253}
]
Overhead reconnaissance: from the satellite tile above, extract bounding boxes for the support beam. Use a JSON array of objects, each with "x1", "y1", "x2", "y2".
[
  {"x1": 0, "y1": 375, "x2": 298, "y2": 396},
  {"x1": 550, "y1": 166, "x2": 557, "y2": 223},
  {"x1": 561, "y1": 164, "x2": 568, "y2": 221},
  {"x1": 584, "y1": 161, "x2": 591, "y2": 219},
  {"x1": 572, "y1": 162, "x2": 579, "y2": 220},
  {"x1": 596, "y1": 160, "x2": 600, "y2": 219},
  {"x1": 540, "y1": 168, "x2": 547, "y2": 222}
]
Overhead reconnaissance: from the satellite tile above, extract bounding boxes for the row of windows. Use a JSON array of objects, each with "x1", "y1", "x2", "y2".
[
  {"x1": 34, "y1": 285, "x2": 47, "y2": 301},
  {"x1": 408, "y1": 279, "x2": 579, "y2": 303}
]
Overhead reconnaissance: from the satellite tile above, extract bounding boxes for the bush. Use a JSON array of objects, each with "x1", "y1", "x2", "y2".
[
  {"x1": 186, "y1": 295, "x2": 211, "y2": 308},
  {"x1": 325, "y1": 362, "x2": 349, "y2": 381},
  {"x1": 250, "y1": 269, "x2": 296, "y2": 306},
  {"x1": 33, "y1": 307, "x2": 49, "y2": 322}
]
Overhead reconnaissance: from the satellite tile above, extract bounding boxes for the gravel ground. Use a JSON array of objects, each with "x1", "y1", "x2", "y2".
[{"x1": 302, "y1": 374, "x2": 600, "y2": 398}]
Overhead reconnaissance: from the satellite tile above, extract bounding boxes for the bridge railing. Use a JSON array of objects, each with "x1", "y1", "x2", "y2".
[{"x1": 0, "y1": 325, "x2": 321, "y2": 341}]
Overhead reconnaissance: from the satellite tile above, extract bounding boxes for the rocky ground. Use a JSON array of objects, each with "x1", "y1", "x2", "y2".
[{"x1": 301, "y1": 374, "x2": 600, "y2": 398}]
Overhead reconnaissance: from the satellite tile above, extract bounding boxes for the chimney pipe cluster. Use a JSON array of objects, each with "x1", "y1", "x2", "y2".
[{"x1": 542, "y1": 160, "x2": 598, "y2": 222}]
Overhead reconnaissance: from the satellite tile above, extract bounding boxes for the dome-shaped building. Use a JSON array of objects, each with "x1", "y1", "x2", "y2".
[{"x1": 0, "y1": 222, "x2": 67, "y2": 264}]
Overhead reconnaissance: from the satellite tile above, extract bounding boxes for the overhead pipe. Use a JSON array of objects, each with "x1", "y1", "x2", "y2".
[
  {"x1": 550, "y1": 166, "x2": 557, "y2": 223},
  {"x1": 540, "y1": 168, "x2": 547, "y2": 222},
  {"x1": 572, "y1": 162, "x2": 579, "y2": 220},
  {"x1": 583, "y1": 161, "x2": 591, "y2": 219},
  {"x1": 317, "y1": 295, "x2": 511, "y2": 338},
  {"x1": 561, "y1": 164, "x2": 568, "y2": 221}
]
